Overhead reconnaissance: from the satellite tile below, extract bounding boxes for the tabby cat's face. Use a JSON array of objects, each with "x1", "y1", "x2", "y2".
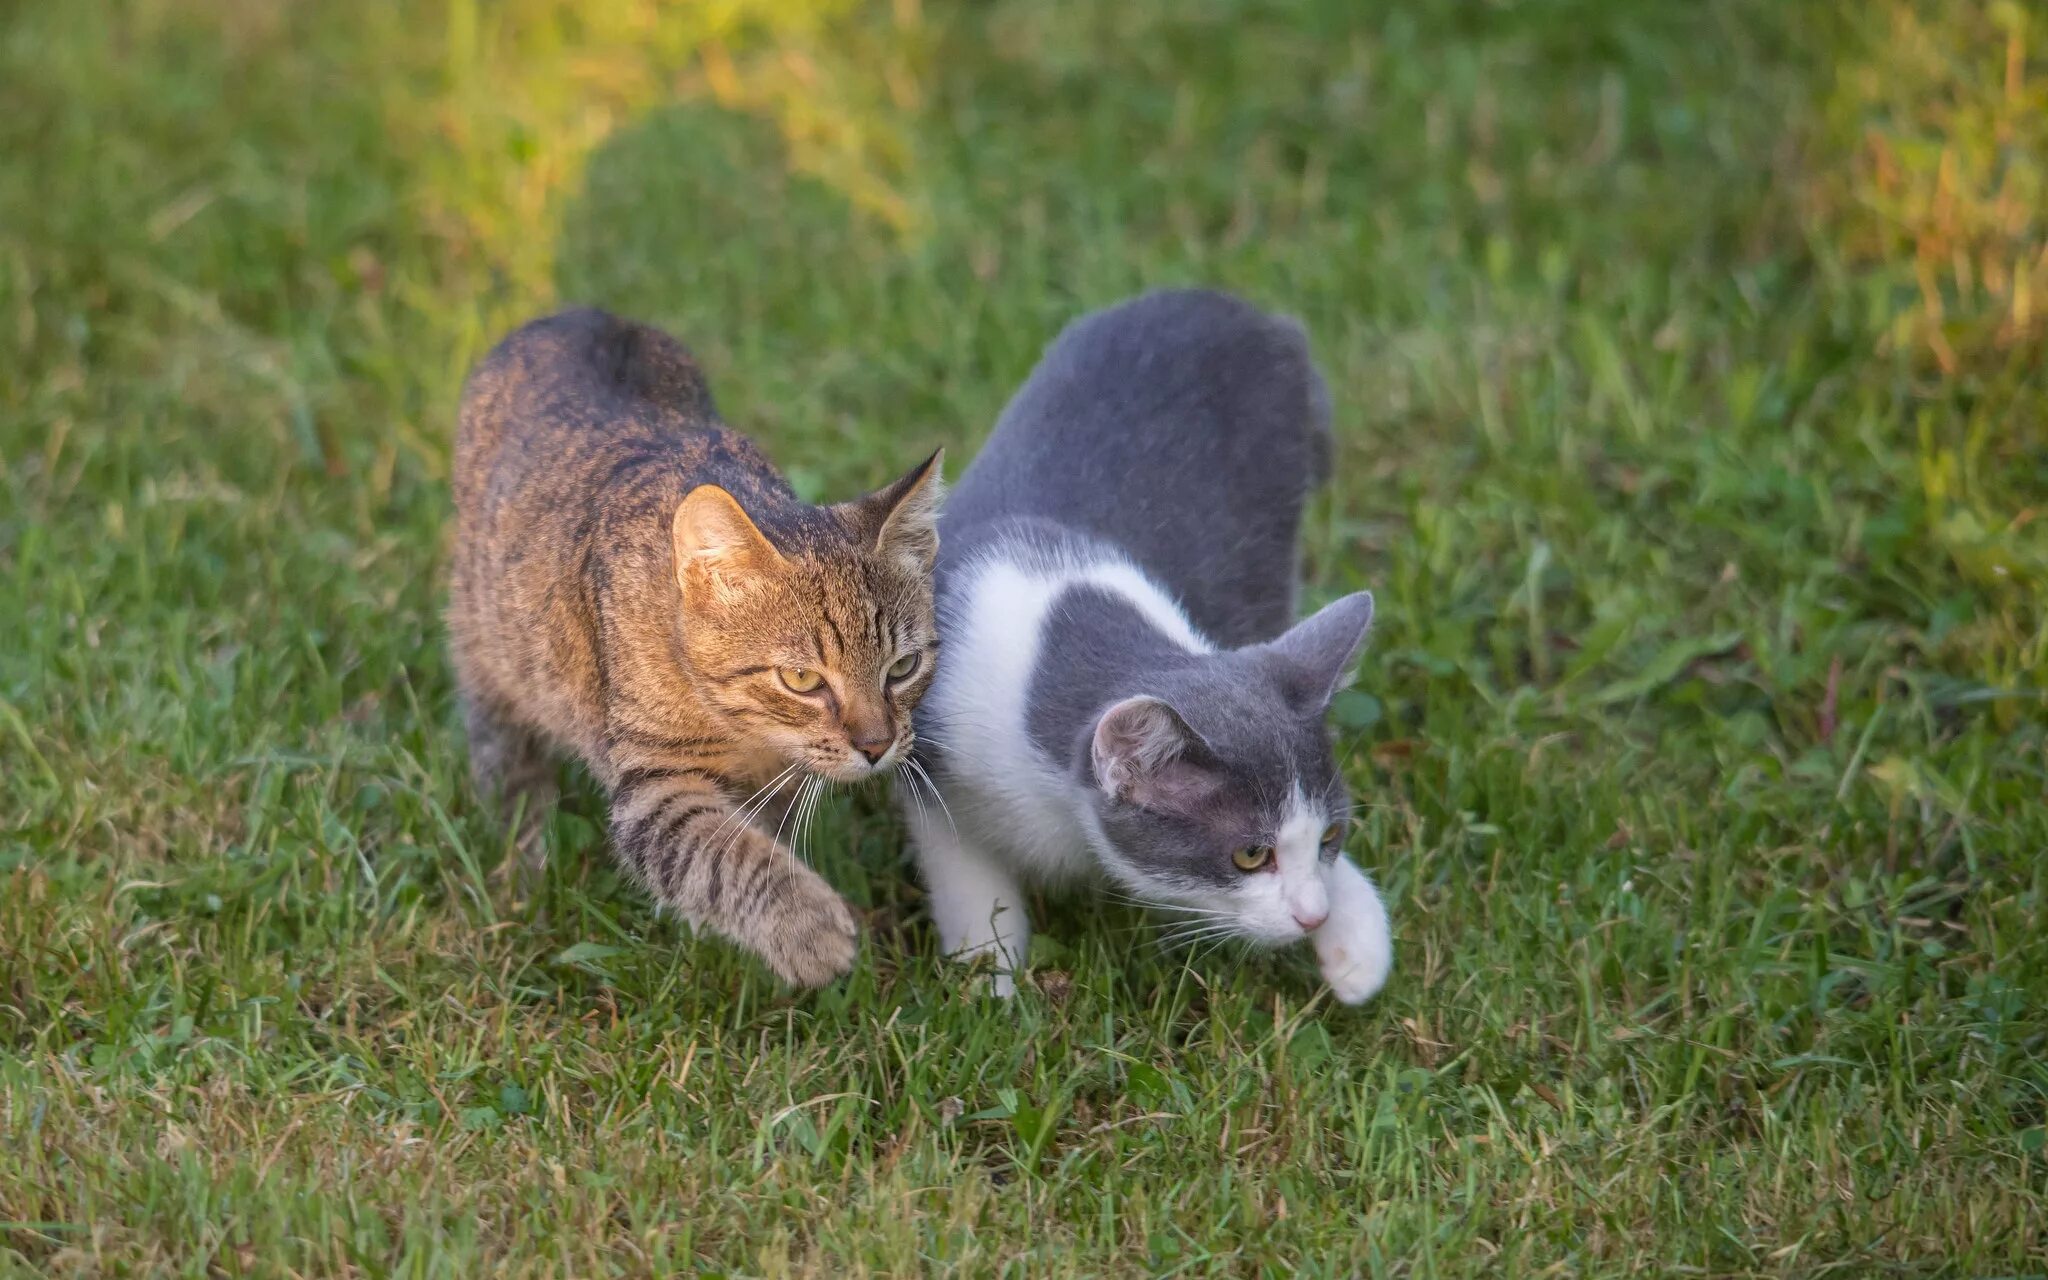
[
  {"x1": 673, "y1": 454, "x2": 943, "y2": 782},
  {"x1": 685, "y1": 552, "x2": 937, "y2": 780}
]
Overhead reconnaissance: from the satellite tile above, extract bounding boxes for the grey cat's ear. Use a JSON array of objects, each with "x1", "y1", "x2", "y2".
[
  {"x1": 673, "y1": 485, "x2": 786, "y2": 589},
  {"x1": 1263, "y1": 591, "x2": 1375, "y2": 711},
  {"x1": 861, "y1": 448, "x2": 946, "y2": 572},
  {"x1": 1092, "y1": 695, "x2": 1219, "y2": 811}
]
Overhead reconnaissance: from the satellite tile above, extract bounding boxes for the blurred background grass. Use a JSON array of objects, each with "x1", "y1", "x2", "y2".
[{"x1": 2, "y1": 0, "x2": 2044, "y2": 1275}]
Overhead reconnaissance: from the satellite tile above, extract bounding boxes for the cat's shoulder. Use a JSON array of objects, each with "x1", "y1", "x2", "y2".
[{"x1": 940, "y1": 518, "x2": 1207, "y2": 654}]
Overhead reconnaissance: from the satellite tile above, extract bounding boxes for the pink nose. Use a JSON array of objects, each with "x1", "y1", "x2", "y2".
[
  {"x1": 1293, "y1": 906, "x2": 1328, "y2": 931},
  {"x1": 852, "y1": 735, "x2": 895, "y2": 764}
]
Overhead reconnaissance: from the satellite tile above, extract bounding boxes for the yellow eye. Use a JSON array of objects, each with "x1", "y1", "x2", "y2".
[
  {"x1": 1321, "y1": 823, "x2": 1345, "y2": 850},
  {"x1": 780, "y1": 667, "x2": 823, "y2": 694},
  {"x1": 887, "y1": 652, "x2": 920, "y2": 681},
  {"x1": 1231, "y1": 845, "x2": 1273, "y2": 872}
]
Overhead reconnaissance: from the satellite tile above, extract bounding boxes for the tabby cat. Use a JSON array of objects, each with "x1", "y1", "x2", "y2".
[
  {"x1": 449, "y1": 308, "x2": 943, "y2": 987},
  {"x1": 908, "y1": 289, "x2": 1392, "y2": 1003}
]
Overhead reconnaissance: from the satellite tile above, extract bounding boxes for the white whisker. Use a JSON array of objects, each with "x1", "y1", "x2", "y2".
[
  {"x1": 796, "y1": 773, "x2": 827, "y2": 866},
  {"x1": 1190, "y1": 930, "x2": 1242, "y2": 969},
  {"x1": 904, "y1": 757, "x2": 957, "y2": 836},
  {"x1": 721, "y1": 761, "x2": 801, "y2": 833},
  {"x1": 703, "y1": 761, "x2": 802, "y2": 872},
  {"x1": 1101, "y1": 890, "x2": 1230, "y2": 920},
  {"x1": 1158, "y1": 922, "x2": 1244, "y2": 952},
  {"x1": 771, "y1": 774, "x2": 814, "y2": 873},
  {"x1": 893, "y1": 763, "x2": 930, "y2": 833}
]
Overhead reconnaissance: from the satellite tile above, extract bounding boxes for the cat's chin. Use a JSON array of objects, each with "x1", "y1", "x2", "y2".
[
  {"x1": 1242, "y1": 922, "x2": 1315, "y2": 949},
  {"x1": 809, "y1": 757, "x2": 889, "y2": 784}
]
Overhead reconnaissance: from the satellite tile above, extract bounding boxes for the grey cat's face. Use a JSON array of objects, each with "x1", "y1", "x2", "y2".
[{"x1": 1084, "y1": 593, "x2": 1373, "y2": 945}]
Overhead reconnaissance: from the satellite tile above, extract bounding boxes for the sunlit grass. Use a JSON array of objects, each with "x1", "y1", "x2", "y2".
[
  {"x1": 1813, "y1": 0, "x2": 2047, "y2": 369},
  {"x1": 388, "y1": 0, "x2": 927, "y2": 317}
]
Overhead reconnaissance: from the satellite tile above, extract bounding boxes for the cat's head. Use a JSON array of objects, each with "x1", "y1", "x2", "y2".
[
  {"x1": 1082, "y1": 592, "x2": 1375, "y2": 944},
  {"x1": 670, "y1": 450, "x2": 944, "y2": 781}
]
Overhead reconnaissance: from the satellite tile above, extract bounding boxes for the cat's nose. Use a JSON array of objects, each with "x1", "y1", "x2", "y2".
[
  {"x1": 1292, "y1": 905, "x2": 1329, "y2": 931},
  {"x1": 851, "y1": 733, "x2": 896, "y2": 764}
]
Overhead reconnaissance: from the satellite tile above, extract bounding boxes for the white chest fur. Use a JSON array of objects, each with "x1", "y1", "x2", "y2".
[{"x1": 926, "y1": 546, "x2": 1207, "y2": 881}]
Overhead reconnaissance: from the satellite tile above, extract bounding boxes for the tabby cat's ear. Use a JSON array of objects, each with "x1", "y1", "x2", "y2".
[
  {"x1": 1091, "y1": 695, "x2": 1219, "y2": 812},
  {"x1": 673, "y1": 485, "x2": 785, "y2": 590},
  {"x1": 861, "y1": 448, "x2": 946, "y2": 573},
  {"x1": 1262, "y1": 591, "x2": 1375, "y2": 711}
]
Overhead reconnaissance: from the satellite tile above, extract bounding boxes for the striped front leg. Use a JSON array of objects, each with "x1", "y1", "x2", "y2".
[{"x1": 605, "y1": 761, "x2": 859, "y2": 988}]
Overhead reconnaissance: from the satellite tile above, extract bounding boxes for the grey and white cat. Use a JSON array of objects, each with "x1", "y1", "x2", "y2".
[{"x1": 906, "y1": 289, "x2": 1392, "y2": 1002}]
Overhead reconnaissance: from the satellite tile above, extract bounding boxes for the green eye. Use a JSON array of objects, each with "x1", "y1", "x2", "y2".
[
  {"x1": 1231, "y1": 845, "x2": 1273, "y2": 872},
  {"x1": 780, "y1": 667, "x2": 823, "y2": 694},
  {"x1": 887, "y1": 652, "x2": 921, "y2": 681}
]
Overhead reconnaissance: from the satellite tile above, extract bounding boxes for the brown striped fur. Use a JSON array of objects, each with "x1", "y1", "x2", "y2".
[{"x1": 448, "y1": 309, "x2": 942, "y2": 986}]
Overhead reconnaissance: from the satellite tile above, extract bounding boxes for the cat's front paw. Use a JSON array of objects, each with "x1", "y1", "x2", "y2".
[
  {"x1": 1314, "y1": 858, "x2": 1392, "y2": 1005},
  {"x1": 1317, "y1": 929, "x2": 1390, "y2": 1004},
  {"x1": 751, "y1": 861, "x2": 860, "y2": 988}
]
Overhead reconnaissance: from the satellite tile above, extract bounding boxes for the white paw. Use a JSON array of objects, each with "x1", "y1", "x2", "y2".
[
  {"x1": 1317, "y1": 928, "x2": 1391, "y2": 1004},
  {"x1": 1315, "y1": 859, "x2": 1392, "y2": 1005}
]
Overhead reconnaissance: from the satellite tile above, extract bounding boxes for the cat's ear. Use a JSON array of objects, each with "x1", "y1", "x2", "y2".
[
  {"x1": 1092, "y1": 695, "x2": 1219, "y2": 812},
  {"x1": 860, "y1": 448, "x2": 946, "y2": 573},
  {"x1": 673, "y1": 485, "x2": 785, "y2": 591},
  {"x1": 1263, "y1": 591, "x2": 1375, "y2": 711}
]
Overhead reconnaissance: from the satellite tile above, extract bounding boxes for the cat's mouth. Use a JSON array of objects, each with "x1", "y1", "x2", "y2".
[
  {"x1": 809, "y1": 745, "x2": 905, "y2": 783},
  {"x1": 816, "y1": 760, "x2": 884, "y2": 782}
]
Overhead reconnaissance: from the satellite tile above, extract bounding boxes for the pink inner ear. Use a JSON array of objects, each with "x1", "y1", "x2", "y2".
[
  {"x1": 1093, "y1": 695, "x2": 1220, "y2": 811},
  {"x1": 1126, "y1": 759, "x2": 1223, "y2": 815}
]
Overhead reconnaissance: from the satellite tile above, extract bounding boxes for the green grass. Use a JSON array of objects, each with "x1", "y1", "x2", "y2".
[{"x1": 4, "y1": 0, "x2": 2046, "y2": 1274}]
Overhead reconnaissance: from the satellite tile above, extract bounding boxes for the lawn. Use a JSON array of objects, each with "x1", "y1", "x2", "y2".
[{"x1": 3, "y1": 0, "x2": 2046, "y2": 1275}]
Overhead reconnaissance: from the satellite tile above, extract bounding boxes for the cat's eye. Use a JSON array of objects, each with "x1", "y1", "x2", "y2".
[
  {"x1": 1321, "y1": 822, "x2": 1346, "y2": 851},
  {"x1": 887, "y1": 652, "x2": 921, "y2": 682},
  {"x1": 779, "y1": 667, "x2": 824, "y2": 694},
  {"x1": 1231, "y1": 845, "x2": 1273, "y2": 872}
]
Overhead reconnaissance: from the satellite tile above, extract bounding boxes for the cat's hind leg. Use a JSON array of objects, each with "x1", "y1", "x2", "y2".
[
  {"x1": 906, "y1": 806, "x2": 1030, "y2": 997},
  {"x1": 1314, "y1": 855, "x2": 1392, "y2": 1005},
  {"x1": 462, "y1": 690, "x2": 559, "y2": 885}
]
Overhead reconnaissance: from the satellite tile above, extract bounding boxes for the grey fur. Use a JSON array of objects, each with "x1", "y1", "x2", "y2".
[
  {"x1": 940, "y1": 288, "x2": 1332, "y2": 647},
  {"x1": 914, "y1": 289, "x2": 1383, "y2": 971}
]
